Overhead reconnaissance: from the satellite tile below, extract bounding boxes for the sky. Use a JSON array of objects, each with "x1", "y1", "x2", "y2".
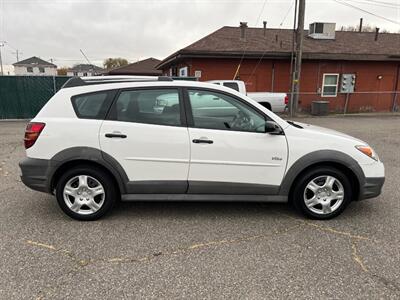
[{"x1": 0, "y1": 0, "x2": 399, "y2": 72}]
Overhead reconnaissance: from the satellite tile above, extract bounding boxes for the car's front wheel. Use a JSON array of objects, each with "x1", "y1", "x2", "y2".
[
  {"x1": 292, "y1": 166, "x2": 352, "y2": 219},
  {"x1": 55, "y1": 165, "x2": 117, "y2": 221}
]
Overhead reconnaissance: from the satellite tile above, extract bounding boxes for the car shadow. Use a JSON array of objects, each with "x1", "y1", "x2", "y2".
[{"x1": 109, "y1": 201, "x2": 297, "y2": 220}]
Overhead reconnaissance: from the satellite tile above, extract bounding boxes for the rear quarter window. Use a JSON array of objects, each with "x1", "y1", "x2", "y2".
[{"x1": 71, "y1": 91, "x2": 114, "y2": 119}]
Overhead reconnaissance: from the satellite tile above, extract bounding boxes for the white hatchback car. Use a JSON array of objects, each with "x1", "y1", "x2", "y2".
[{"x1": 20, "y1": 76, "x2": 385, "y2": 221}]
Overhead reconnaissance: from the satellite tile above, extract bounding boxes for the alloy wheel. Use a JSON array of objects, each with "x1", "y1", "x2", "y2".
[
  {"x1": 303, "y1": 175, "x2": 344, "y2": 215},
  {"x1": 63, "y1": 175, "x2": 105, "y2": 215}
]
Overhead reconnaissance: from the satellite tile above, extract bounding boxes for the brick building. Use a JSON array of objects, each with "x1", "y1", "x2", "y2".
[{"x1": 157, "y1": 23, "x2": 400, "y2": 112}]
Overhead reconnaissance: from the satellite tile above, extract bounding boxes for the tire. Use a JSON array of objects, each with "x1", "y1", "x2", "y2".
[
  {"x1": 55, "y1": 165, "x2": 117, "y2": 221},
  {"x1": 291, "y1": 166, "x2": 352, "y2": 220},
  {"x1": 260, "y1": 102, "x2": 272, "y2": 111}
]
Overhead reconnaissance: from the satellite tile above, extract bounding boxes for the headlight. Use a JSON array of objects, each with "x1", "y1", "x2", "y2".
[{"x1": 355, "y1": 145, "x2": 379, "y2": 161}]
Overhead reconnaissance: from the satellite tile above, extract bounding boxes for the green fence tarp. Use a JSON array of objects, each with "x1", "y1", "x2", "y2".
[
  {"x1": 0, "y1": 76, "x2": 71, "y2": 119},
  {"x1": 0, "y1": 75, "x2": 199, "y2": 119}
]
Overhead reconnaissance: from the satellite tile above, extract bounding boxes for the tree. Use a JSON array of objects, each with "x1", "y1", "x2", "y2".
[
  {"x1": 57, "y1": 67, "x2": 68, "y2": 76},
  {"x1": 103, "y1": 58, "x2": 129, "y2": 70}
]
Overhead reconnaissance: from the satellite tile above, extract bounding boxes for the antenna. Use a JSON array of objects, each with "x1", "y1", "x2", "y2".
[{"x1": 79, "y1": 49, "x2": 97, "y2": 75}]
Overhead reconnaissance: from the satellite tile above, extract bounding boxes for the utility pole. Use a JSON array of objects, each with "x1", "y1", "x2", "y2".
[
  {"x1": 289, "y1": 0, "x2": 298, "y2": 117},
  {"x1": 0, "y1": 41, "x2": 4, "y2": 76},
  {"x1": 290, "y1": 0, "x2": 306, "y2": 116},
  {"x1": 12, "y1": 49, "x2": 21, "y2": 62}
]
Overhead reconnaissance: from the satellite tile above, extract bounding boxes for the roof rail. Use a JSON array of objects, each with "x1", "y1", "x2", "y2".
[{"x1": 61, "y1": 75, "x2": 173, "y2": 89}]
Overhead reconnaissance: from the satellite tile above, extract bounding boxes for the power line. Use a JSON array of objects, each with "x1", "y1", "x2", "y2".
[
  {"x1": 359, "y1": 0, "x2": 400, "y2": 6},
  {"x1": 334, "y1": 0, "x2": 400, "y2": 25},
  {"x1": 344, "y1": 0, "x2": 400, "y2": 8},
  {"x1": 80, "y1": 49, "x2": 100, "y2": 75},
  {"x1": 2, "y1": 41, "x2": 23, "y2": 61},
  {"x1": 245, "y1": 0, "x2": 296, "y2": 85},
  {"x1": 280, "y1": 1, "x2": 295, "y2": 27},
  {"x1": 233, "y1": 0, "x2": 269, "y2": 79},
  {"x1": 254, "y1": 0, "x2": 269, "y2": 27}
]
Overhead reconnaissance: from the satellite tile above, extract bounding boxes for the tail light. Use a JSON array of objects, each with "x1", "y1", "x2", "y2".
[
  {"x1": 24, "y1": 122, "x2": 45, "y2": 149},
  {"x1": 284, "y1": 95, "x2": 289, "y2": 105}
]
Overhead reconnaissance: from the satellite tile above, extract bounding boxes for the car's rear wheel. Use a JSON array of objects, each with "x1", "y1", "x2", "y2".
[
  {"x1": 260, "y1": 102, "x2": 272, "y2": 111},
  {"x1": 292, "y1": 166, "x2": 352, "y2": 219},
  {"x1": 55, "y1": 166, "x2": 117, "y2": 221}
]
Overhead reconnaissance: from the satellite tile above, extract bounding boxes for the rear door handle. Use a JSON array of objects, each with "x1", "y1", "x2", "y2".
[
  {"x1": 105, "y1": 133, "x2": 127, "y2": 138},
  {"x1": 192, "y1": 139, "x2": 213, "y2": 144}
]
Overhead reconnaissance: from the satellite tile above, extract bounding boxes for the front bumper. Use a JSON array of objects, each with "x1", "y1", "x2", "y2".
[
  {"x1": 358, "y1": 177, "x2": 385, "y2": 200},
  {"x1": 19, "y1": 158, "x2": 52, "y2": 193}
]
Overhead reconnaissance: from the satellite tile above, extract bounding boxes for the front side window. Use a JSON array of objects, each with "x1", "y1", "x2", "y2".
[
  {"x1": 188, "y1": 89, "x2": 266, "y2": 133},
  {"x1": 112, "y1": 89, "x2": 181, "y2": 126},
  {"x1": 322, "y1": 74, "x2": 339, "y2": 97},
  {"x1": 71, "y1": 92, "x2": 110, "y2": 119},
  {"x1": 39, "y1": 67, "x2": 45, "y2": 73},
  {"x1": 27, "y1": 67, "x2": 33, "y2": 73}
]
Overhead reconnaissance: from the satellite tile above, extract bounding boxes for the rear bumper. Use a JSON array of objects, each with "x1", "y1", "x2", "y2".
[
  {"x1": 358, "y1": 177, "x2": 385, "y2": 200},
  {"x1": 19, "y1": 158, "x2": 51, "y2": 193}
]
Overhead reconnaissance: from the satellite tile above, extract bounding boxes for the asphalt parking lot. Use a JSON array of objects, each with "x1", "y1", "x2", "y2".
[{"x1": 0, "y1": 116, "x2": 399, "y2": 299}]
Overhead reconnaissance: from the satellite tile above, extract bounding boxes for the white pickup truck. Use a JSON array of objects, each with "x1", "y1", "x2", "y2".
[{"x1": 208, "y1": 80, "x2": 288, "y2": 113}]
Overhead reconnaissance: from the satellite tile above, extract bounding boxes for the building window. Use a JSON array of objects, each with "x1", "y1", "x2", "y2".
[
  {"x1": 39, "y1": 67, "x2": 45, "y2": 73},
  {"x1": 73, "y1": 72, "x2": 78, "y2": 76},
  {"x1": 27, "y1": 67, "x2": 33, "y2": 73},
  {"x1": 322, "y1": 74, "x2": 339, "y2": 97},
  {"x1": 83, "y1": 72, "x2": 88, "y2": 76},
  {"x1": 179, "y1": 67, "x2": 188, "y2": 77}
]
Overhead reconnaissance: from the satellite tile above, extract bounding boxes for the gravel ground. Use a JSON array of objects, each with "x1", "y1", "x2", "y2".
[{"x1": 0, "y1": 116, "x2": 399, "y2": 299}]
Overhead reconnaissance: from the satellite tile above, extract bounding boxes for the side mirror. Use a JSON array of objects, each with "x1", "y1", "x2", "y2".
[{"x1": 265, "y1": 121, "x2": 283, "y2": 135}]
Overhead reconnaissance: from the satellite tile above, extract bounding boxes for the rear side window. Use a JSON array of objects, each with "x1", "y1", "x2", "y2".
[
  {"x1": 71, "y1": 92, "x2": 111, "y2": 119},
  {"x1": 109, "y1": 89, "x2": 182, "y2": 126}
]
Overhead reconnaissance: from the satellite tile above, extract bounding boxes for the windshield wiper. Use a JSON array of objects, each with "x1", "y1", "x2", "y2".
[{"x1": 287, "y1": 120, "x2": 303, "y2": 129}]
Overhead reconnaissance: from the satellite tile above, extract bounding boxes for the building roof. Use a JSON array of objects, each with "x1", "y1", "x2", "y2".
[
  {"x1": 68, "y1": 64, "x2": 104, "y2": 73},
  {"x1": 106, "y1": 58, "x2": 162, "y2": 76},
  {"x1": 13, "y1": 56, "x2": 57, "y2": 67},
  {"x1": 157, "y1": 26, "x2": 400, "y2": 69}
]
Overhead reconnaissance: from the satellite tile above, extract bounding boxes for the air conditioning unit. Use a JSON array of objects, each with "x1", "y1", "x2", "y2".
[{"x1": 308, "y1": 22, "x2": 336, "y2": 40}]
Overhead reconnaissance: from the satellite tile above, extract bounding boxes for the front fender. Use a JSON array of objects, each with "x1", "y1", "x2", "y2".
[{"x1": 279, "y1": 150, "x2": 365, "y2": 196}]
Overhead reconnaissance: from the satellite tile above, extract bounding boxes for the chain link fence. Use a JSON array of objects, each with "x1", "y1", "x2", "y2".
[
  {"x1": 0, "y1": 76, "x2": 71, "y2": 119},
  {"x1": 287, "y1": 91, "x2": 399, "y2": 113},
  {"x1": 0, "y1": 76, "x2": 398, "y2": 119}
]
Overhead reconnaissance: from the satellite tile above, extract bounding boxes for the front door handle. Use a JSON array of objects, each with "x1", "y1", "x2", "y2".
[
  {"x1": 192, "y1": 139, "x2": 213, "y2": 144},
  {"x1": 105, "y1": 133, "x2": 127, "y2": 138}
]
